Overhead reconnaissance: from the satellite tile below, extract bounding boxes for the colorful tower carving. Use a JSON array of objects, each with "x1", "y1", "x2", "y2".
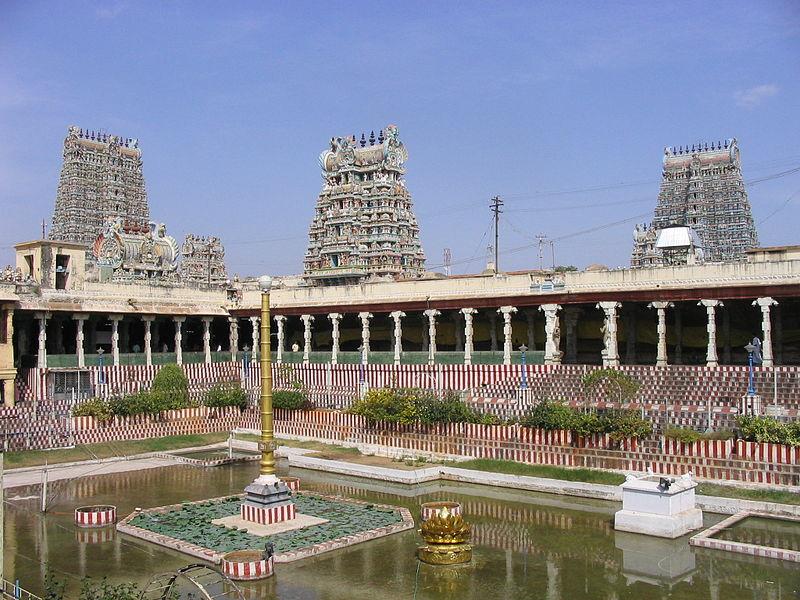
[
  {"x1": 50, "y1": 126, "x2": 150, "y2": 250},
  {"x1": 632, "y1": 139, "x2": 758, "y2": 267},
  {"x1": 304, "y1": 125, "x2": 426, "y2": 285}
]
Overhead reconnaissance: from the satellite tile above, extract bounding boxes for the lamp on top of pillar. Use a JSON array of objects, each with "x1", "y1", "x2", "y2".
[
  {"x1": 744, "y1": 341, "x2": 757, "y2": 400},
  {"x1": 240, "y1": 274, "x2": 296, "y2": 525},
  {"x1": 242, "y1": 344, "x2": 250, "y2": 378},
  {"x1": 519, "y1": 345, "x2": 528, "y2": 390}
]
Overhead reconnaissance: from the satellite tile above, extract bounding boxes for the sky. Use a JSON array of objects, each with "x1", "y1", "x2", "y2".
[{"x1": 1, "y1": 1, "x2": 799, "y2": 276}]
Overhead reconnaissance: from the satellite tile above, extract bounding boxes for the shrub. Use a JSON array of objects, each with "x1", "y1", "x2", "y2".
[
  {"x1": 350, "y1": 388, "x2": 484, "y2": 425},
  {"x1": 272, "y1": 389, "x2": 311, "y2": 410},
  {"x1": 72, "y1": 398, "x2": 112, "y2": 421},
  {"x1": 204, "y1": 383, "x2": 248, "y2": 410},
  {"x1": 521, "y1": 402, "x2": 652, "y2": 440},
  {"x1": 151, "y1": 364, "x2": 189, "y2": 406},
  {"x1": 521, "y1": 399, "x2": 575, "y2": 431},
  {"x1": 109, "y1": 391, "x2": 157, "y2": 416},
  {"x1": 582, "y1": 369, "x2": 640, "y2": 404},
  {"x1": 603, "y1": 410, "x2": 652, "y2": 441},
  {"x1": 664, "y1": 427, "x2": 735, "y2": 442},
  {"x1": 736, "y1": 415, "x2": 800, "y2": 446}
]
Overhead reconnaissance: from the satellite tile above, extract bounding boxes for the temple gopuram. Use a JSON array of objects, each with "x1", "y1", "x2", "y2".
[{"x1": 303, "y1": 125, "x2": 426, "y2": 286}]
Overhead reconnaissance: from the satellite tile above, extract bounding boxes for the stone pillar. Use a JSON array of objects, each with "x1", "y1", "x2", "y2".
[
  {"x1": 202, "y1": 317, "x2": 212, "y2": 364},
  {"x1": 174, "y1": 316, "x2": 185, "y2": 365},
  {"x1": 488, "y1": 311, "x2": 498, "y2": 352},
  {"x1": 249, "y1": 316, "x2": 260, "y2": 364},
  {"x1": 109, "y1": 315, "x2": 122, "y2": 366},
  {"x1": 423, "y1": 309, "x2": 440, "y2": 365},
  {"x1": 754, "y1": 297, "x2": 779, "y2": 367},
  {"x1": 648, "y1": 301, "x2": 673, "y2": 367},
  {"x1": 228, "y1": 317, "x2": 238, "y2": 362},
  {"x1": 722, "y1": 308, "x2": 731, "y2": 365},
  {"x1": 328, "y1": 313, "x2": 341, "y2": 364},
  {"x1": 539, "y1": 304, "x2": 562, "y2": 365},
  {"x1": 274, "y1": 315, "x2": 286, "y2": 364},
  {"x1": 497, "y1": 306, "x2": 517, "y2": 365},
  {"x1": 142, "y1": 316, "x2": 154, "y2": 366},
  {"x1": 699, "y1": 299, "x2": 723, "y2": 367},
  {"x1": 452, "y1": 312, "x2": 463, "y2": 352},
  {"x1": 301, "y1": 314, "x2": 314, "y2": 364},
  {"x1": 524, "y1": 310, "x2": 536, "y2": 351},
  {"x1": 358, "y1": 312, "x2": 373, "y2": 360},
  {"x1": 597, "y1": 301, "x2": 621, "y2": 367},
  {"x1": 563, "y1": 307, "x2": 581, "y2": 364},
  {"x1": 674, "y1": 306, "x2": 683, "y2": 365},
  {"x1": 74, "y1": 314, "x2": 87, "y2": 368},
  {"x1": 624, "y1": 307, "x2": 637, "y2": 364},
  {"x1": 390, "y1": 311, "x2": 405, "y2": 365},
  {"x1": 461, "y1": 308, "x2": 477, "y2": 365},
  {"x1": 36, "y1": 313, "x2": 48, "y2": 368}
]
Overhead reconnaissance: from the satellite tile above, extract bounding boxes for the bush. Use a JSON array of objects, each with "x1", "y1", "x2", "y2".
[
  {"x1": 521, "y1": 401, "x2": 652, "y2": 440},
  {"x1": 664, "y1": 427, "x2": 735, "y2": 442},
  {"x1": 204, "y1": 383, "x2": 248, "y2": 410},
  {"x1": 72, "y1": 398, "x2": 112, "y2": 421},
  {"x1": 350, "y1": 388, "x2": 484, "y2": 425},
  {"x1": 272, "y1": 389, "x2": 311, "y2": 410},
  {"x1": 603, "y1": 410, "x2": 652, "y2": 441},
  {"x1": 736, "y1": 415, "x2": 800, "y2": 446},
  {"x1": 151, "y1": 364, "x2": 189, "y2": 406},
  {"x1": 582, "y1": 369, "x2": 640, "y2": 404},
  {"x1": 521, "y1": 399, "x2": 575, "y2": 431}
]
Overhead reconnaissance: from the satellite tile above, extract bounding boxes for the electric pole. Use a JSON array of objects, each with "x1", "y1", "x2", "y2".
[
  {"x1": 536, "y1": 234, "x2": 547, "y2": 271},
  {"x1": 490, "y1": 196, "x2": 503, "y2": 273}
]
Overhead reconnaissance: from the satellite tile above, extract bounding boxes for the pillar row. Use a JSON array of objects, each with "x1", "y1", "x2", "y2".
[
  {"x1": 597, "y1": 301, "x2": 621, "y2": 367},
  {"x1": 699, "y1": 299, "x2": 723, "y2": 367},
  {"x1": 754, "y1": 297, "x2": 778, "y2": 367},
  {"x1": 142, "y1": 316, "x2": 155, "y2": 366},
  {"x1": 461, "y1": 308, "x2": 477, "y2": 365},
  {"x1": 648, "y1": 301, "x2": 673, "y2": 367},
  {"x1": 301, "y1": 315, "x2": 314, "y2": 364},
  {"x1": 497, "y1": 306, "x2": 517, "y2": 365},
  {"x1": 274, "y1": 315, "x2": 286, "y2": 364},
  {"x1": 423, "y1": 309, "x2": 440, "y2": 365},
  {"x1": 539, "y1": 304, "x2": 562, "y2": 365},
  {"x1": 249, "y1": 316, "x2": 260, "y2": 364},
  {"x1": 390, "y1": 311, "x2": 405, "y2": 365},
  {"x1": 174, "y1": 317, "x2": 185, "y2": 365}
]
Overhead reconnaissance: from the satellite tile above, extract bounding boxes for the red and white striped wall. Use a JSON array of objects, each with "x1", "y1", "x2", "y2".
[
  {"x1": 75, "y1": 505, "x2": 117, "y2": 528},
  {"x1": 240, "y1": 502, "x2": 296, "y2": 525},
  {"x1": 282, "y1": 477, "x2": 300, "y2": 492},
  {"x1": 222, "y1": 552, "x2": 274, "y2": 581},
  {"x1": 420, "y1": 501, "x2": 462, "y2": 521}
]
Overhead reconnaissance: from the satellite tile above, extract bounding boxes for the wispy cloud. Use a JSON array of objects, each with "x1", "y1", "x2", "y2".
[
  {"x1": 734, "y1": 84, "x2": 779, "y2": 109},
  {"x1": 95, "y1": 1, "x2": 128, "y2": 20}
]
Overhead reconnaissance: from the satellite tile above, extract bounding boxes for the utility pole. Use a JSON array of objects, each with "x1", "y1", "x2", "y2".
[
  {"x1": 536, "y1": 234, "x2": 547, "y2": 271},
  {"x1": 490, "y1": 196, "x2": 503, "y2": 273},
  {"x1": 41, "y1": 219, "x2": 46, "y2": 239}
]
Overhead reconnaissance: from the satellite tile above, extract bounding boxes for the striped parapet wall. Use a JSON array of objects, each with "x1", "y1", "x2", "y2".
[
  {"x1": 222, "y1": 551, "x2": 274, "y2": 581},
  {"x1": 240, "y1": 502, "x2": 296, "y2": 525},
  {"x1": 75, "y1": 505, "x2": 117, "y2": 528}
]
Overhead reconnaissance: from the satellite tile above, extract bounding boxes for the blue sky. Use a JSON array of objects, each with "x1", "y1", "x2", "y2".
[{"x1": 1, "y1": 1, "x2": 799, "y2": 276}]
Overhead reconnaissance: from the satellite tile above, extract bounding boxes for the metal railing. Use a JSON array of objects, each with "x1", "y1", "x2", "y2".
[{"x1": 1, "y1": 579, "x2": 43, "y2": 600}]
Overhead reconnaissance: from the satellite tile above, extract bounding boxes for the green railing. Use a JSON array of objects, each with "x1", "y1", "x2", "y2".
[{"x1": 42, "y1": 351, "x2": 235, "y2": 368}]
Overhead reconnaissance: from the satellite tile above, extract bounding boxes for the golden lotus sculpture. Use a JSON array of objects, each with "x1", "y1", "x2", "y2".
[{"x1": 417, "y1": 506, "x2": 472, "y2": 565}]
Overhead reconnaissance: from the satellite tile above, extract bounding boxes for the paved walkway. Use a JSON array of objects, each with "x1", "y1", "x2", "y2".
[{"x1": 3, "y1": 456, "x2": 177, "y2": 489}]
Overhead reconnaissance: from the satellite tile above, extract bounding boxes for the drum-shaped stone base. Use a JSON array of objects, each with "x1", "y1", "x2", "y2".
[
  {"x1": 420, "y1": 501, "x2": 462, "y2": 522},
  {"x1": 222, "y1": 550, "x2": 274, "y2": 581},
  {"x1": 75, "y1": 505, "x2": 117, "y2": 528},
  {"x1": 417, "y1": 543, "x2": 472, "y2": 565}
]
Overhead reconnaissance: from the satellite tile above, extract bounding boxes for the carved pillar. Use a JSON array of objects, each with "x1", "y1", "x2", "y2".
[
  {"x1": 699, "y1": 299, "x2": 723, "y2": 367},
  {"x1": 563, "y1": 307, "x2": 581, "y2": 364},
  {"x1": 539, "y1": 304, "x2": 562, "y2": 365},
  {"x1": 452, "y1": 312, "x2": 463, "y2": 351},
  {"x1": 36, "y1": 313, "x2": 48, "y2": 369},
  {"x1": 202, "y1": 317, "x2": 212, "y2": 364},
  {"x1": 301, "y1": 314, "x2": 314, "y2": 364},
  {"x1": 390, "y1": 311, "x2": 405, "y2": 365},
  {"x1": 274, "y1": 315, "x2": 286, "y2": 364},
  {"x1": 524, "y1": 310, "x2": 536, "y2": 351},
  {"x1": 74, "y1": 314, "x2": 86, "y2": 368},
  {"x1": 754, "y1": 297, "x2": 778, "y2": 367},
  {"x1": 461, "y1": 308, "x2": 477, "y2": 365},
  {"x1": 423, "y1": 309, "x2": 440, "y2": 365},
  {"x1": 596, "y1": 301, "x2": 621, "y2": 367},
  {"x1": 109, "y1": 315, "x2": 122, "y2": 366},
  {"x1": 228, "y1": 317, "x2": 238, "y2": 362},
  {"x1": 488, "y1": 311, "x2": 498, "y2": 352},
  {"x1": 142, "y1": 316, "x2": 154, "y2": 366},
  {"x1": 648, "y1": 301, "x2": 673, "y2": 367},
  {"x1": 624, "y1": 307, "x2": 637, "y2": 364},
  {"x1": 674, "y1": 306, "x2": 683, "y2": 365},
  {"x1": 173, "y1": 317, "x2": 185, "y2": 365},
  {"x1": 328, "y1": 313, "x2": 341, "y2": 364},
  {"x1": 249, "y1": 316, "x2": 260, "y2": 364},
  {"x1": 497, "y1": 306, "x2": 517, "y2": 365},
  {"x1": 358, "y1": 312, "x2": 373, "y2": 360}
]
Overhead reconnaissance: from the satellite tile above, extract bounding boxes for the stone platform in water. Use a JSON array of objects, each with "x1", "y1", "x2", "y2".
[
  {"x1": 117, "y1": 492, "x2": 414, "y2": 564},
  {"x1": 212, "y1": 512, "x2": 328, "y2": 536}
]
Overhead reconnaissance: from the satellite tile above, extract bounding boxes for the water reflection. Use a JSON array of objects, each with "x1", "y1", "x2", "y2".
[{"x1": 3, "y1": 460, "x2": 798, "y2": 599}]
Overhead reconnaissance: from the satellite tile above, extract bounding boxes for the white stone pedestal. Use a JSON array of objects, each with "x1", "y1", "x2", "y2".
[{"x1": 614, "y1": 473, "x2": 702, "y2": 539}]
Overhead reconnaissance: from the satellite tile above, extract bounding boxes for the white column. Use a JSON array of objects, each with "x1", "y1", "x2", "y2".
[
  {"x1": 328, "y1": 313, "x2": 342, "y2": 364},
  {"x1": 202, "y1": 317, "x2": 212, "y2": 364},
  {"x1": 597, "y1": 301, "x2": 621, "y2": 367},
  {"x1": 174, "y1": 316, "x2": 185, "y2": 365},
  {"x1": 648, "y1": 301, "x2": 673, "y2": 367},
  {"x1": 699, "y1": 299, "x2": 722, "y2": 367},
  {"x1": 564, "y1": 307, "x2": 581, "y2": 364},
  {"x1": 249, "y1": 316, "x2": 260, "y2": 364},
  {"x1": 74, "y1": 315, "x2": 86, "y2": 368},
  {"x1": 539, "y1": 304, "x2": 562, "y2": 365},
  {"x1": 142, "y1": 316, "x2": 154, "y2": 366},
  {"x1": 754, "y1": 297, "x2": 778, "y2": 367},
  {"x1": 461, "y1": 308, "x2": 477, "y2": 365},
  {"x1": 497, "y1": 306, "x2": 517, "y2": 365},
  {"x1": 109, "y1": 315, "x2": 122, "y2": 366},
  {"x1": 423, "y1": 309, "x2": 440, "y2": 365},
  {"x1": 228, "y1": 317, "x2": 238, "y2": 362},
  {"x1": 390, "y1": 311, "x2": 405, "y2": 365},
  {"x1": 301, "y1": 314, "x2": 314, "y2": 364},
  {"x1": 358, "y1": 312, "x2": 373, "y2": 359},
  {"x1": 36, "y1": 312, "x2": 48, "y2": 369},
  {"x1": 274, "y1": 315, "x2": 286, "y2": 364}
]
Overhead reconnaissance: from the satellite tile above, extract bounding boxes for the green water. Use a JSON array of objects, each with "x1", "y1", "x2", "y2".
[
  {"x1": 4, "y1": 461, "x2": 798, "y2": 599},
  {"x1": 172, "y1": 449, "x2": 259, "y2": 461},
  {"x1": 713, "y1": 516, "x2": 800, "y2": 551}
]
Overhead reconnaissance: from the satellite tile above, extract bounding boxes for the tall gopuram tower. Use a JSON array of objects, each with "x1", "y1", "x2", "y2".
[
  {"x1": 50, "y1": 126, "x2": 150, "y2": 249},
  {"x1": 303, "y1": 125, "x2": 426, "y2": 285},
  {"x1": 631, "y1": 139, "x2": 759, "y2": 268}
]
